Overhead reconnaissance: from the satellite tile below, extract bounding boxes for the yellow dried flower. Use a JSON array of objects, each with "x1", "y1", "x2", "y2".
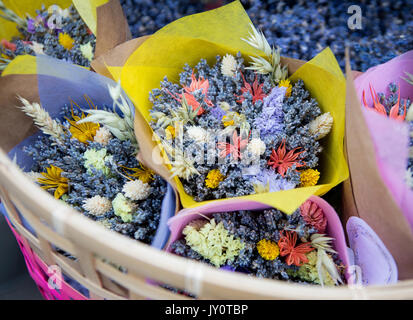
[
  {"x1": 256, "y1": 239, "x2": 280, "y2": 261},
  {"x1": 121, "y1": 164, "x2": 154, "y2": 184},
  {"x1": 279, "y1": 79, "x2": 292, "y2": 97},
  {"x1": 205, "y1": 169, "x2": 225, "y2": 189},
  {"x1": 222, "y1": 115, "x2": 234, "y2": 127},
  {"x1": 299, "y1": 169, "x2": 320, "y2": 187},
  {"x1": 38, "y1": 165, "x2": 68, "y2": 199},
  {"x1": 58, "y1": 33, "x2": 74, "y2": 51},
  {"x1": 67, "y1": 102, "x2": 100, "y2": 144},
  {"x1": 165, "y1": 125, "x2": 176, "y2": 140}
]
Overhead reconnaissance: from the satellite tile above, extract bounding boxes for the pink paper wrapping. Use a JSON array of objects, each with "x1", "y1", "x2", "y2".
[
  {"x1": 167, "y1": 196, "x2": 353, "y2": 284},
  {"x1": 354, "y1": 50, "x2": 413, "y2": 230}
]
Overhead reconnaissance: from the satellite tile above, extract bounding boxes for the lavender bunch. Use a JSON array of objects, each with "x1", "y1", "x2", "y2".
[{"x1": 0, "y1": 4, "x2": 95, "y2": 71}]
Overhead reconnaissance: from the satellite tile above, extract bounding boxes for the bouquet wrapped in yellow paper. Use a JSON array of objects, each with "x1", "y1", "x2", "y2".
[
  {"x1": 102, "y1": 1, "x2": 348, "y2": 214},
  {"x1": 0, "y1": 0, "x2": 130, "y2": 72}
]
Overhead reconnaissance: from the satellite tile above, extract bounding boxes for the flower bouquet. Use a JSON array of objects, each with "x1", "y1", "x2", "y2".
[
  {"x1": 343, "y1": 49, "x2": 413, "y2": 279},
  {"x1": 0, "y1": 55, "x2": 175, "y2": 250},
  {"x1": 167, "y1": 196, "x2": 351, "y2": 287},
  {"x1": 0, "y1": 0, "x2": 129, "y2": 71},
  {"x1": 113, "y1": 1, "x2": 348, "y2": 214}
]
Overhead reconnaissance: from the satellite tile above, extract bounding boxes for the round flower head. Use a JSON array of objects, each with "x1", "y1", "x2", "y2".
[
  {"x1": 122, "y1": 179, "x2": 151, "y2": 201},
  {"x1": 299, "y1": 200, "x2": 327, "y2": 233},
  {"x1": 299, "y1": 169, "x2": 320, "y2": 187},
  {"x1": 257, "y1": 239, "x2": 280, "y2": 261},
  {"x1": 309, "y1": 112, "x2": 334, "y2": 140},
  {"x1": 187, "y1": 126, "x2": 207, "y2": 143},
  {"x1": 83, "y1": 148, "x2": 112, "y2": 176},
  {"x1": 205, "y1": 169, "x2": 225, "y2": 189},
  {"x1": 221, "y1": 54, "x2": 237, "y2": 77},
  {"x1": 82, "y1": 195, "x2": 112, "y2": 216},
  {"x1": 247, "y1": 138, "x2": 266, "y2": 156},
  {"x1": 112, "y1": 193, "x2": 135, "y2": 223},
  {"x1": 58, "y1": 33, "x2": 75, "y2": 51},
  {"x1": 94, "y1": 127, "x2": 113, "y2": 146}
]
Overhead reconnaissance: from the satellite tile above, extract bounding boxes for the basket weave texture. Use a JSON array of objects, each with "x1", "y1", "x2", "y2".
[{"x1": 1, "y1": 149, "x2": 413, "y2": 299}]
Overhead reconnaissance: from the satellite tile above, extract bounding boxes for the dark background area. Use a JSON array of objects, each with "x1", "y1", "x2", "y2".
[{"x1": 0, "y1": 215, "x2": 42, "y2": 300}]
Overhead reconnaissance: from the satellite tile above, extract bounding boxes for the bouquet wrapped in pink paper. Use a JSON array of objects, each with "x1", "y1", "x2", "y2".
[
  {"x1": 343, "y1": 50, "x2": 413, "y2": 280},
  {"x1": 167, "y1": 196, "x2": 352, "y2": 287}
]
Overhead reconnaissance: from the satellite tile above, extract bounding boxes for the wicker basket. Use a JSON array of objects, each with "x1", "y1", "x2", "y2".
[{"x1": 1, "y1": 149, "x2": 413, "y2": 299}]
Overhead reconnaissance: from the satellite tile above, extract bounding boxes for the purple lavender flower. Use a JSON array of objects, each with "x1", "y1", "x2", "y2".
[
  {"x1": 251, "y1": 168, "x2": 296, "y2": 193},
  {"x1": 210, "y1": 106, "x2": 226, "y2": 121},
  {"x1": 27, "y1": 19, "x2": 35, "y2": 34},
  {"x1": 255, "y1": 86, "x2": 286, "y2": 138}
]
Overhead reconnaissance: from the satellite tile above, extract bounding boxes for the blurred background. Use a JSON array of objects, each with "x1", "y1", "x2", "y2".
[{"x1": 0, "y1": 0, "x2": 411, "y2": 300}]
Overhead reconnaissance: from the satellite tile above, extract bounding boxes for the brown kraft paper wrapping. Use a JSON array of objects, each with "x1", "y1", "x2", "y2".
[
  {"x1": 94, "y1": 0, "x2": 132, "y2": 59},
  {"x1": 342, "y1": 49, "x2": 413, "y2": 280},
  {"x1": 0, "y1": 74, "x2": 40, "y2": 152}
]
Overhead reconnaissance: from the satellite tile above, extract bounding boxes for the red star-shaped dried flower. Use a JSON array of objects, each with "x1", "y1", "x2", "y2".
[
  {"x1": 217, "y1": 131, "x2": 249, "y2": 160},
  {"x1": 236, "y1": 73, "x2": 267, "y2": 104},
  {"x1": 267, "y1": 139, "x2": 305, "y2": 177},
  {"x1": 278, "y1": 231, "x2": 314, "y2": 266}
]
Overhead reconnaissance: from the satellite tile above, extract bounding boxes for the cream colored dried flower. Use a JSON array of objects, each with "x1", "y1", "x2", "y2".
[
  {"x1": 247, "y1": 138, "x2": 266, "y2": 156},
  {"x1": 161, "y1": 140, "x2": 200, "y2": 180},
  {"x1": 26, "y1": 171, "x2": 43, "y2": 183},
  {"x1": 309, "y1": 112, "x2": 334, "y2": 140},
  {"x1": 79, "y1": 81, "x2": 137, "y2": 147},
  {"x1": 242, "y1": 23, "x2": 288, "y2": 84},
  {"x1": 82, "y1": 195, "x2": 112, "y2": 216},
  {"x1": 19, "y1": 96, "x2": 64, "y2": 142},
  {"x1": 187, "y1": 126, "x2": 207, "y2": 143},
  {"x1": 122, "y1": 179, "x2": 151, "y2": 201},
  {"x1": 94, "y1": 126, "x2": 113, "y2": 146},
  {"x1": 310, "y1": 234, "x2": 343, "y2": 286},
  {"x1": 221, "y1": 54, "x2": 237, "y2": 77},
  {"x1": 29, "y1": 42, "x2": 45, "y2": 55}
]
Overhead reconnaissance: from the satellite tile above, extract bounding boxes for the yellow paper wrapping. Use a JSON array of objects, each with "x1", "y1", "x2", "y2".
[
  {"x1": 118, "y1": 1, "x2": 348, "y2": 213},
  {"x1": 0, "y1": 0, "x2": 107, "y2": 41}
]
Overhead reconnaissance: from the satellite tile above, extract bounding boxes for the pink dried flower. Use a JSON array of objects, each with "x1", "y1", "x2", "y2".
[{"x1": 300, "y1": 200, "x2": 327, "y2": 233}]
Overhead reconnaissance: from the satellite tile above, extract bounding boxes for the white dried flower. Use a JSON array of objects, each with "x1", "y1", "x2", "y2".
[
  {"x1": 247, "y1": 138, "x2": 266, "y2": 156},
  {"x1": 79, "y1": 81, "x2": 137, "y2": 148},
  {"x1": 122, "y1": 179, "x2": 151, "y2": 201},
  {"x1": 26, "y1": 171, "x2": 43, "y2": 183},
  {"x1": 18, "y1": 96, "x2": 64, "y2": 142},
  {"x1": 221, "y1": 54, "x2": 237, "y2": 77},
  {"x1": 82, "y1": 195, "x2": 112, "y2": 216},
  {"x1": 309, "y1": 112, "x2": 334, "y2": 140},
  {"x1": 94, "y1": 126, "x2": 113, "y2": 146},
  {"x1": 161, "y1": 140, "x2": 200, "y2": 180},
  {"x1": 29, "y1": 42, "x2": 45, "y2": 55},
  {"x1": 187, "y1": 126, "x2": 207, "y2": 143}
]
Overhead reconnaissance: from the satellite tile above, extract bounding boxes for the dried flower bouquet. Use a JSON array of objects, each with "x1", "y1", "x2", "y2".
[
  {"x1": 149, "y1": 24, "x2": 333, "y2": 203},
  {"x1": 19, "y1": 81, "x2": 171, "y2": 246},
  {"x1": 168, "y1": 197, "x2": 348, "y2": 286},
  {"x1": 0, "y1": 1, "x2": 95, "y2": 71}
]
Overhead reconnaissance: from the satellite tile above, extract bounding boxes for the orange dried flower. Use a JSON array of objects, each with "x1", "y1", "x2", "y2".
[
  {"x1": 362, "y1": 83, "x2": 407, "y2": 121},
  {"x1": 217, "y1": 131, "x2": 249, "y2": 160},
  {"x1": 237, "y1": 73, "x2": 267, "y2": 104},
  {"x1": 167, "y1": 70, "x2": 213, "y2": 115},
  {"x1": 268, "y1": 139, "x2": 305, "y2": 177},
  {"x1": 278, "y1": 231, "x2": 314, "y2": 266}
]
